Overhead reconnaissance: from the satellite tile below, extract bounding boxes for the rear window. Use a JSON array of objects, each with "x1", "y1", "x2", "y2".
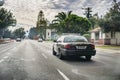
[{"x1": 64, "y1": 36, "x2": 88, "y2": 42}]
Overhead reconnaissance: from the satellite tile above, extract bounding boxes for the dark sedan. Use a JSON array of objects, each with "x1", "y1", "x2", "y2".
[{"x1": 53, "y1": 35, "x2": 96, "y2": 60}]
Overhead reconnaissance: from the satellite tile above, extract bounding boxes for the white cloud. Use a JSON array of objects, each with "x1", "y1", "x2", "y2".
[{"x1": 2, "y1": 0, "x2": 120, "y2": 27}]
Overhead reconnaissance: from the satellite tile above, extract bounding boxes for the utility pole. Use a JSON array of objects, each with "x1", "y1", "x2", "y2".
[{"x1": 82, "y1": 7, "x2": 92, "y2": 19}]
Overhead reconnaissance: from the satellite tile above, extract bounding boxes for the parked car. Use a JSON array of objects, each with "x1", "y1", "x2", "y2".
[
  {"x1": 38, "y1": 38, "x2": 43, "y2": 42},
  {"x1": 52, "y1": 35, "x2": 96, "y2": 60},
  {"x1": 16, "y1": 38, "x2": 21, "y2": 42}
]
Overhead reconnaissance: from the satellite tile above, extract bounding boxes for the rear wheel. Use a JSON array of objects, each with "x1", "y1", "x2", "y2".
[
  {"x1": 58, "y1": 50, "x2": 64, "y2": 60},
  {"x1": 52, "y1": 48, "x2": 56, "y2": 55},
  {"x1": 85, "y1": 56, "x2": 91, "y2": 60}
]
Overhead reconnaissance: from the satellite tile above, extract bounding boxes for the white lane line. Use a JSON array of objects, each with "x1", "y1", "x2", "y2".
[
  {"x1": 13, "y1": 47, "x2": 17, "y2": 50},
  {"x1": 57, "y1": 69, "x2": 70, "y2": 80},
  {"x1": 3, "y1": 56, "x2": 9, "y2": 59},
  {"x1": 11, "y1": 47, "x2": 17, "y2": 51},
  {"x1": 0, "y1": 49, "x2": 8, "y2": 53},
  {"x1": 72, "y1": 69, "x2": 79, "y2": 75},
  {"x1": 7, "y1": 53, "x2": 11, "y2": 55},
  {"x1": 0, "y1": 59, "x2": 4, "y2": 63},
  {"x1": 42, "y1": 53, "x2": 48, "y2": 59},
  {"x1": 0, "y1": 47, "x2": 13, "y2": 53}
]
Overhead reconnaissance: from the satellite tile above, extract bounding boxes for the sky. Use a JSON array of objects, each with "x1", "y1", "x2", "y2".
[{"x1": 2, "y1": 0, "x2": 120, "y2": 29}]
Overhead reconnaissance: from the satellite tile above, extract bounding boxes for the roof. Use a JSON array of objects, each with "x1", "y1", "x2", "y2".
[{"x1": 89, "y1": 27, "x2": 101, "y2": 33}]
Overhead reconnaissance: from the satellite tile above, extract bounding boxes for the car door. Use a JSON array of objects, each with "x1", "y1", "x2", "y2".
[{"x1": 54, "y1": 37, "x2": 63, "y2": 54}]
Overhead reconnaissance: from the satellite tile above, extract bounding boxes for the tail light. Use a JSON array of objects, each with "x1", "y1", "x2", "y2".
[
  {"x1": 91, "y1": 44, "x2": 95, "y2": 49},
  {"x1": 64, "y1": 44, "x2": 71, "y2": 49}
]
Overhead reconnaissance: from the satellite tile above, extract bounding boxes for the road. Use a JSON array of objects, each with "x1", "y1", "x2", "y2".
[{"x1": 0, "y1": 40, "x2": 120, "y2": 80}]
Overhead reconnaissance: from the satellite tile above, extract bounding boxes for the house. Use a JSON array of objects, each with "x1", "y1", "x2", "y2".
[
  {"x1": 105, "y1": 32, "x2": 120, "y2": 45},
  {"x1": 90, "y1": 27, "x2": 120, "y2": 45},
  {"x1": 89, "y1": 27, "x2": 105, "y2": 45},
  {"x1": 46, "y1": 29, "x2": 51, "y2": 40}
]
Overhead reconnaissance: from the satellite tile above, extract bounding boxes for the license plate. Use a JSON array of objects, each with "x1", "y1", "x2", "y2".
[{"x1": 76, "y1": 46, "x2": 86, "y2": 49}]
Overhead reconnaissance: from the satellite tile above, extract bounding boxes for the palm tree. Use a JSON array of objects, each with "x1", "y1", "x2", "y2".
[
  {"x1": 52, "y1": 11, "x2": 73, "y2": 33},
  {"x1": 51, "y1": 11, "x2": 91, "y2": 34}
]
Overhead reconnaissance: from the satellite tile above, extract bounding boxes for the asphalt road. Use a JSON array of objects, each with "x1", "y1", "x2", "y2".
[{"x1": 0, "y1": 40, "x2": 120, "y2": 80}]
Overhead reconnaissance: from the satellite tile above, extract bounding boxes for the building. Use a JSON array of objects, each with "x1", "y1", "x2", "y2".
[
  {"x1": 90, "y1": 27, "x2": 105, "y2": 44},
  {"x1": 90, "y1": 27, "x2": 120, "y2": 45}
]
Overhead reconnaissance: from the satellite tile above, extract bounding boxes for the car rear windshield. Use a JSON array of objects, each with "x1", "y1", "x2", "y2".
[{"x1": 64, "y1": 36, "x2": 88, "y2": 42}]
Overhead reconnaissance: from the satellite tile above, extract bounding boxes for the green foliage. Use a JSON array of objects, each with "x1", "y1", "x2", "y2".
[
  {"x1": 89, "y1": 16, "x2": 98, "y2": 28},
  {"x1": 3, "y1": 29, "x2": 12, "y2": 38},
  {"x1": 83, "y1": 34, "x2": 91, "y2": 41},
  {"x1": 0, "y1": 29, "x2": 12, "y2": 38},
  {"x1": 51, "y1": 11, "x2": 91, "y2": 35},
  {"x1": 98, "y1": 0, "x2": 120, "y2": 33},
  {"x1": 29, "y1": 27, "x2": 39, "y2": 39},
  {"x1": 36, "y1": 10, "x2": 47, "y2": 39},
  {"x1": 0, "y1": 8, "x2": 16, "y2": 29},
  {"x1": 13, "y1": 28, "x2": 25, "y2": 38}
]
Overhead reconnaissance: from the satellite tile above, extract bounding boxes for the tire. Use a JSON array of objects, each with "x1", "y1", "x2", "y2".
[
  {"x1": 52, "y1": 48, "x2": 56, "y2": 55},
  {"x1": 58, "y1": 50, "x2": 64, "y2": 60},
  {"x1": 85, "y1": 56, "x2": 92, "y2": 61}
]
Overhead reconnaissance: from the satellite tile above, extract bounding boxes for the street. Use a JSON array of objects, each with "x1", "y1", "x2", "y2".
[{"x1": 0, "y1": 40, "x2": 120, "y2": 80}]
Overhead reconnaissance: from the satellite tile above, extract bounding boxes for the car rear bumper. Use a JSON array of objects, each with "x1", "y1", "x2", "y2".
[{"x1": 61, "y1": 49, "x2": 96, "y2": 56}]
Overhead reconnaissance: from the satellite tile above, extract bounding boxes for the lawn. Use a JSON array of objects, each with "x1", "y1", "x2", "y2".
[{"x1": 96, "y1": 45, "x2": 120, "y2": 50}]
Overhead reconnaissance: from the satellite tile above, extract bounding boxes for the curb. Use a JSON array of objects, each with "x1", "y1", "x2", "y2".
[{"x1": 96, "y1": 48, "x2": 120, "y2": 54}]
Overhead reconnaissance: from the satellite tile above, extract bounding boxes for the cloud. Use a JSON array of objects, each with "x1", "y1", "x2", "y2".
[{"x1": 2, "y1": 0, "x2": 120, "y2": 27}]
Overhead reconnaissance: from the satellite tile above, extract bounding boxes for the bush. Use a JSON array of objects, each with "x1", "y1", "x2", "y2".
[{"x1": 83, "y1": 34, "x2": 91, "y2": 41}]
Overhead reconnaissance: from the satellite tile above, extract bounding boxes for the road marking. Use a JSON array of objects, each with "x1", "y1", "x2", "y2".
[
  {"x1": 20, "y1": 58, "x2": 35, "y2": 61},
  {"x1": 7, "y1": 53, "x2": 11, "y2": 55},
  {"x1": 57, "y1": 69, "x2": 70, "y2": 80},
  {"x1": 72, "y1": 69, "x2": 79, "y2": 75},
  {"x1": 3, "y1": 56, "x2": 9, "y2": 59},
  {"x1": 0, "y1": 49, "x2": 8, "y2": 53},
  {"x1": 11, "y1": 47, "x2": 17, "y2": 51},
  {"x1": 42, "y1": 53, "x2": 48, "y2": 59},
  {"x1": 0, "y1": 47, "x2": 14, "y2": 53},
  {"x1": 0, "y1": 59, "x2": 4, "y2": 63}
]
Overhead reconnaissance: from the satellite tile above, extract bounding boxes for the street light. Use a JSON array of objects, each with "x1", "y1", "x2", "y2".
[{"x1": 0, "y1": 0, "x2": 4, "y2": 6}]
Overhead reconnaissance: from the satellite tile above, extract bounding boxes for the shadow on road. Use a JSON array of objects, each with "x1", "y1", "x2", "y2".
[
  {"x1": 0, "y1": 68, "x2": 28, "y2": 80},
  {"x1": 62, "y1": 57, "x2": 105, "y2": 67}
]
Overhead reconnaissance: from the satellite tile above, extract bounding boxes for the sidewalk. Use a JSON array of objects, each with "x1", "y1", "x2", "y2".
[
  {"x1": 0, "y1": 39, "x2": 14, "y2": 44},
  {"x1": 96, "y1": 45, "x2": 120, "y2": 54}
]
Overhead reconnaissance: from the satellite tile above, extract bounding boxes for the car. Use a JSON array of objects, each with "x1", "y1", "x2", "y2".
[
  {"x1": 52, "y1": 35, "x2": 96, "y2": 60},
  {"x1": 16, "y1": 38, "x2": 21, "y2": 42},
  {"x1": 38, "y1": 38, "x2": 43, "y2": 42}
]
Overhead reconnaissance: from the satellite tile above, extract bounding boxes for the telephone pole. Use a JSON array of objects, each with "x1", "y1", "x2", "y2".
[{"x1": 82, "y1": 7, "x2": 92, "y2": 19}]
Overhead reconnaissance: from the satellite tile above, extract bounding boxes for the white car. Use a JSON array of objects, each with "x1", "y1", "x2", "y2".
[
  {"x1": 38, "y1": 38, "x2": 43, "y2": 42},
  {"x1": 16, "y1": 38, "x2": 21, "y2": 42}
]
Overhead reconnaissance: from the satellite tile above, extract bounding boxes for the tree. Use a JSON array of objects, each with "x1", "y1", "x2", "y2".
[
  {"x1": 89, "y1": 14, "x2": 98, "y2": 29},
  {"x1": 36, "y1": 10, "x2": 47, "y2": 40},
  {"x1": 51, "y1": 11, "x2": 91, "y2": 35},
  {"x1": 3, "y1": 29, "x2": 12, "y2": 38},
  {"x1": 0, "y1": 8, "x2": 16, "y2": 29},
  {"x1": 98, "y1": 0, "x2": 120, "y2": 36},
  {"x1": 51, "y1": 11, "x2": 72, "y2": 33},
  {"x1": 0, "y1": 29, "x2": 12, "y2": 38},
  {"x1": 0, "y1": 8, "x2": 16, "y2": 38},
  {"x1": 13, "y1": 28, "x2": 25, "y2": 38},
  {"x1": 29, "y1": 27, "x2": 39, "y2": 39}
]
